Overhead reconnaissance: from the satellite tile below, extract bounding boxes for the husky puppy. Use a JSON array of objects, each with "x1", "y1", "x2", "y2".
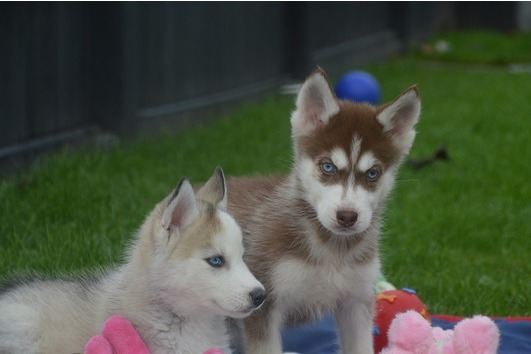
[
  {"x1": 227, "y1": 69, "x2": 421, "y2": 353},
  {"x1": 0, "y1": 167, "x2": 266, "y2": 354}
]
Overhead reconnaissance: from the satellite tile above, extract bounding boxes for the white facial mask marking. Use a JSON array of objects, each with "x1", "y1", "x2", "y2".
[
  {"x1": 210, "y1": 213, "x2": 264, "y2": 316},
  {"x1": 351, "y1": 134, "x2": 363, "y2": 163},
  {"x1": 330, "y1": 148, "x2": 349, "y2": 170},
  {"x1": 358, "y1": 151, "x2": 377, "y2": 173},
  {"x1": 165, "y1": 211, "x2": 264, "y2": 318},
  {"x1": 299, "y1": 152, "x2": 385, "y2": 235}
]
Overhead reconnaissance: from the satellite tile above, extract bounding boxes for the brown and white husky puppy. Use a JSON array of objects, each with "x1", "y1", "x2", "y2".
[
  {"x1": 0, "y1": 167, "x2": 266, "y2": 354},
  {"x1": 227, "y1": 68, "x2": 421, "y2": 353}
]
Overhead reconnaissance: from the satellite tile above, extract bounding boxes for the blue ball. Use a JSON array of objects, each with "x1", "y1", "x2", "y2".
[{"x1": 334, "y1": 71, "x2": 381, "y2": 104}]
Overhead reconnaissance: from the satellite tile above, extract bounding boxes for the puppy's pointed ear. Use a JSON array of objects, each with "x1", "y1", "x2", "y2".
[
  {"x1": 162, "y1": 178, "x2": 199, "y2": 234},
  {"x1": 291, "y1": 68, "x2": 340, "y2": 137},
  {"x1": 377, "y1": 86, "x2": 421, "y2": 153},
  {"x1": 196, "y1": 166, "x2": 227, "y2": 210}
]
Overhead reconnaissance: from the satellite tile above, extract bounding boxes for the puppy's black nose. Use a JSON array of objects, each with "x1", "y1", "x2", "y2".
[
  {"x1": 337, "y1": 210, "x2": 358, "y2": 227},
  {"x1": 249, "y1": 288, "x2": 267, "y2": 307}
]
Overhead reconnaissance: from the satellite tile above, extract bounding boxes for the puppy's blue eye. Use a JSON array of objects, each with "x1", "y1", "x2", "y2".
[
  {"x1": 206, "y1": 256, "x2": 225, "y2": 268},
  {"x1": 366, "y1": 168, "x2": 381, "y2": 181},
  {"x1": 320, "y1": 162, "x2": 337, "y2": 175}
]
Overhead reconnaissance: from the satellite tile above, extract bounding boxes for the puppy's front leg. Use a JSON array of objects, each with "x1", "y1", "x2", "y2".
[
  {"x1": 242, "y1": 305, "x2": 283, "y2": 354},
  {"x1": 335, "y1": 295, "x2": 374, "y2": 354}
]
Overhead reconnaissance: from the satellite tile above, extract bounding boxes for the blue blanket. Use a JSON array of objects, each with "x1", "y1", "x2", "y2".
[{"x1": 281, "y1": 314, "x2": 531, "y2": 353}]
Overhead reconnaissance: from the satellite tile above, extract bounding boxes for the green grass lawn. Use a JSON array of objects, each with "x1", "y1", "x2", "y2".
[
  {"x1": 415, "y1": 30, "x2": 531, "y2": 65},
  {"x1": 1, "y1": 31, "x2": 530, "y2": 317}
]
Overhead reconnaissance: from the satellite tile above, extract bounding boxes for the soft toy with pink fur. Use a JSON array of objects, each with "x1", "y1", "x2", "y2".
[
  {"x1": 380, "y1": 310, "x2": 500, "y2": 354},
  {"x1": 84, "y1": 315, "x2": 224, "y2": 354}
]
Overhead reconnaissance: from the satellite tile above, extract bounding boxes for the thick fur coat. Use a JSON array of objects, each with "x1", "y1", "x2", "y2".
[
  {"x1": 0, "y1": 168, "x2": 265, "y2": 354},
  {"x1": 227, "y1": 69, "x2": 421, "y2": 354}
]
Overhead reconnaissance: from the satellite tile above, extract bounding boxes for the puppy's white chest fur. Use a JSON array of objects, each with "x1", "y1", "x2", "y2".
[{"x1": 272, "y1": 257, "x2": 378, "y2": 319}]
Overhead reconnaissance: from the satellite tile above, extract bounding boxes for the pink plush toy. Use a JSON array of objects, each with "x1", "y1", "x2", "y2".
[
  {"x1": 380, "y1": 310, "x2": 500, "y2": 354},
  {"x1": 84, "y1": 315, "x2": 224, "y2": 354}
]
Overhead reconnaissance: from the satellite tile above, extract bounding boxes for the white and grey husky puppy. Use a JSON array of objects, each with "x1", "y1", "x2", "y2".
[
  {"x1": 227, "y1": 68, "x2": 421, "y2": 353},
  {"x1": 0, "y1": 167, "x2": 266, "y2": 354}
]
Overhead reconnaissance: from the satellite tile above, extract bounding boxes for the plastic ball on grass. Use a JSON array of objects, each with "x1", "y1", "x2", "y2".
[{"x1": 334, "y1": 71, "x2": 381, "y2": 105}]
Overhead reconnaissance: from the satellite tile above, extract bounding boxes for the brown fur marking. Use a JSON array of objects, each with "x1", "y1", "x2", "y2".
[{"x1": 173, "y1": 201, "x2": 222, "y2": 259}]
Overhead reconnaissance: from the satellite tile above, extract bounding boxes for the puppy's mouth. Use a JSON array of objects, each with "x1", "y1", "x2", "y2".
[
  {"x1": 230, "y1": 306, "x2": 260, "y2": 319},
  {"x1": 333, "y1": 229, "x2": 354, "y2": 238},
  {"x1": 213, "y1": 301, "x2": 262, "y2": 319}
]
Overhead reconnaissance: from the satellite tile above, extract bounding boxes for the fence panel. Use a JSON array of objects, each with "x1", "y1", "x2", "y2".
[
  {"x1": 0, "y1": 3, "x2": 91, "y2": 151},
  {"x1": 124, "y1": 2, "x2": 286, "y2": 133},
  {"x1": 3, "y1": 2, "x2": 514, "y2": 166}
]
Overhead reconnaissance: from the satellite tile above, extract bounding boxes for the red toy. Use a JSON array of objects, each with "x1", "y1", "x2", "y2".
[{"x1": 373, "y1": 288, "x2": 429, "y2": 354}]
